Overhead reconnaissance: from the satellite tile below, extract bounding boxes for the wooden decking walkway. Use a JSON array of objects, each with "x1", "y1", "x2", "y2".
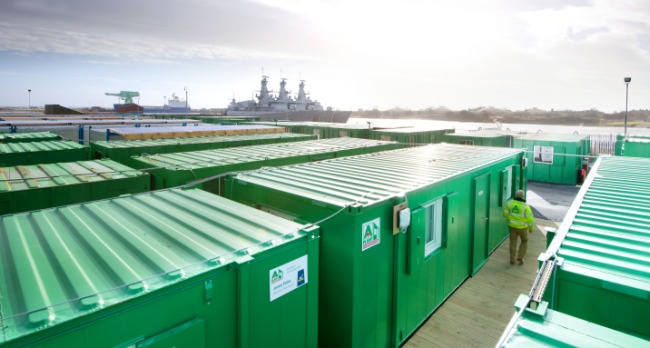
[{"x1": 404, "y1": 219, "x2": 560, "y2": 348}]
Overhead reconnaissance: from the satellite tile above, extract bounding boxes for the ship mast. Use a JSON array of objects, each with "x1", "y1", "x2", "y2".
[{"x1": 256, "y1": 76, "x2": 272, "y2": 107}]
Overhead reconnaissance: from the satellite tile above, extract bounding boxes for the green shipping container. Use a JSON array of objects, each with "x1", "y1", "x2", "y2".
[
  {"x1": 513, "y1": 133, "x2": 590, "y2": 185},
  {"x1": 539, "y1": 156, "x2": 650, "y2": 340},
  {"x1": 225, "y1": 143, "x2": 527, "y2": 347},
  {"x1": 129, "y1": 137, "x2": 401, "y2": 191},
  {"x1": 246, "y1": 121, "x2": 372, "y2": 139},
  {"x1": 0, "y1": 188, "x2": 319, "y2": 348},
  {"x1": 0, "y1": 132, "x2": 61, "y2": 143},
  {"x1": 616, "y1": 134, "x2": 650, "y2": 157},
  {"x1": 0, "y1": 140, "x2": 87, "y2": 166},
  {"x1": 369, "y1": 127, "x2": 453, "y2": 146},
  {"x1": 90, "y1": 132, "x2": 317, "y2": 166},
  {"x1": 442, "y1": 130, "x2": 512, "y2": 147},
  {"x1": 0, "y1": 159, "x2": 150, "y2": 215},
  {"x1": 497, "y1": 295, "x2": 650, "y2": 347}
]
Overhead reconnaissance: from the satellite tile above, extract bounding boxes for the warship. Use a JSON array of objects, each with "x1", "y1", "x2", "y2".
[{"x1": 226, "y1": 76, "x2": 351, "y2": 123}]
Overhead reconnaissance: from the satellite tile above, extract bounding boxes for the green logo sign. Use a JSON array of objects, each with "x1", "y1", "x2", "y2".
[
  {"x1": 271, "y1": 269, "x2": 284, "y2": 283},
  {"x1": 361, "y1": 218, "x2": 381, "y2": 251}
]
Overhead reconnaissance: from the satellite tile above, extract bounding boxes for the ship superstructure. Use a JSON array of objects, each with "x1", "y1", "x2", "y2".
[{"x1": 228, "y1": 76, "x2": 324, "y2": 113}]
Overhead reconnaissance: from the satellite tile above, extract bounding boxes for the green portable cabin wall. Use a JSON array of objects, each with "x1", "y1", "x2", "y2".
[
  {"x1": 540, "y1": 156, "x2": 650, "y2": 340},
  {"x1": 497, "y1": 295, "x2": 650, "y2": 347},
  {"x1": 442, "y1": 131, "x2": 512, "y2": 147},
  {"x1": 225, "y1": 144, "x2": 527, "y2": 348},
  {"x1": 90, "y1": 133, "x2": 317, "y2": 166},
  {"x1": 0, "y1": 188, "x2": 319, "y2": 348},
  {"x1": 128, "y1": 137, "x2": 401, "y2": 191},
  {"x1": 616, "y1": 135, "x2": 650, "y2": 157},
  {"x1": 0, "y1": 140, "x2": 87, "y2": 166},
  {"x1": 0, "y1": 132, "x2": 61, "y2": 143},
  {"x1": 512, "y1": 133, "x2": 590, "y2": 185},
  {"x1": 369, "y1": 127, "x2": 453, "y2": 146},
  {"x1": 0, "y1": 159, "x2": 150, "y2": 215},
  {"x1": 245, "y1": 121, "x2": 371, "y2": 139}
]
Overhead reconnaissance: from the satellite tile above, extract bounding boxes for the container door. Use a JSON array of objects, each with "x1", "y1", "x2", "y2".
[{"x1": 472, "y1": 173, "x2": 490, "y2": 274}]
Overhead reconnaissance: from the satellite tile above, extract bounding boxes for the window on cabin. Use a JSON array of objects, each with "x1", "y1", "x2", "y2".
[{"x1": 424, "y1": 198, "x2": 443, "y2": 256}]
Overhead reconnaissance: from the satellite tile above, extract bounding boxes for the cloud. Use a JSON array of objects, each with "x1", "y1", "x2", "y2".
[{"x1": 0, "y1": 0, "x2": 330, "y2": 61}]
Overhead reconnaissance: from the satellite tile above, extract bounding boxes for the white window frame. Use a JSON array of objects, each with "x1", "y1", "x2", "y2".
[
  {"x1": 504, "y1": 166, "x2": 513, "y2": 201},
  {"x1": 424, "y1": 198, "x2": 443, "y2": 257}
]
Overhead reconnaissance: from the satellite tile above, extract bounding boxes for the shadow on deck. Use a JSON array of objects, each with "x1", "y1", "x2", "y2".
[{"x1": 404, "y1": 219, "x2": 559, "y2": 348}]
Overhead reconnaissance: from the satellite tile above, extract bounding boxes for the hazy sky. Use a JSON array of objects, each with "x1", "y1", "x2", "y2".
[{"x1": 1, "y1": 0, "x2": 648, "y2": 112}]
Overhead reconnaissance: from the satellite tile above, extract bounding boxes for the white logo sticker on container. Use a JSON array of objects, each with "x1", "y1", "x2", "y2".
[
  {"x1": 269, "y1": 255, "x2": 308, "y2": 302},
  {"x1": 361, "y1": 217, "x2": 381, "y2": 251}
]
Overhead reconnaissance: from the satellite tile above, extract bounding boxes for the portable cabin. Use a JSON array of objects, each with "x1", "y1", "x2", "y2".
[
  {"x1": 97, "y1": 124, "x2": 284, "y2": 141},
  {"x1": 244, "y1": 121, "x2": 372, "y2": 139},
  {"x1": 0, "y1": 188, "x2": 319, "y2": 348},
  {"x1": 369, "y1": 127, "x2": 453, "y2": 146},
  {"x1": 0, "y1": 132, "x2": 61, "y2": 143},
  {"x1": 497, "y1": 295, "x2": 650, "y2": 347},
  {"x1": 0, "y1": 140, "x2": 87, "y2": 166},
  {"x1": 0, "y1": 159, "x2": 149, "y2": 215},
  {"x1": 512, "y1": 133, "x2": 590, "y2": 185},
  {"x1": 225, "y1": 143, "x2": 527, "y2": 347},
  {"x1": 615, "y1": 134, "x2": 650, "y2": 157},
  {"x1": 90, "y1": 133, "x2": 317, "y2": 166},
  {"x1": 442, "y1": 130, "x2": 512, "y2": 147},
  {"x1": 532, "y1": 156, "x2": 650, "y2": 340},
  {"x1": 129, "y1": 137, "x2": 401, "y2": 192}
]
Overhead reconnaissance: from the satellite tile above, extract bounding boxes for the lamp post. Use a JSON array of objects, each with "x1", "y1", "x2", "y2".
[
  {"x1": 28, "y1": 89, "x2": 31, "y2": 110},
  {"x1": 624, "y1": 77, "x2": 631, "y2": 137}
]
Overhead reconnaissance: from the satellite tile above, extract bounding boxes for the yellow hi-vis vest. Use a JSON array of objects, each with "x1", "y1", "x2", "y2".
[{"x1": 503, "y1": 199, "x2": 535, "y2": 230}]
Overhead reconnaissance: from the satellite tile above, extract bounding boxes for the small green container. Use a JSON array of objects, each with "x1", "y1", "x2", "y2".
[
  {"x1": 370, "y1": 127, "x2": 453, "y2": 146},
  {"x1": 129, "y1": 137, "x2": 401, "y2": 191},
  {"x1": 0, "y1": 159, "x2": 150, "y2": 215},
  {"x1": 0, "y1": 132, "x2": 61, "y2": 143},
  {"x1": 90, "y1": 133, "x2": 317, "y2": 166},
  {"x1": 513, "y1": 133, "x2": 590, "y2": 185},
  {"x1": 442, "y1": 130, "x2": 512, "y2": 147},
  {"x1": 226, "y1": 143, "x2": 527, "y2": 347},
  {"x1": 0, "y1": 140, "x2": 87, "y2": 166},
  {"x1": 541, "y1": 156, "x2": 650, "y2": 339},
  {"x1": 0, "y1": 188, "x2": 319, "y2": 348}
]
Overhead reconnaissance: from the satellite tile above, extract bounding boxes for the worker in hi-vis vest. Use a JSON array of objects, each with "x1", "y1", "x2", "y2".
[{"x1": 503, "y1": 189, "x2": 535, "y2": 265}]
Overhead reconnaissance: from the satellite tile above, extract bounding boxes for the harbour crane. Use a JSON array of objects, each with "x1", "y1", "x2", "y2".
[{"x1": 105, "y1": 91, "x2": 140, "y2": 104}]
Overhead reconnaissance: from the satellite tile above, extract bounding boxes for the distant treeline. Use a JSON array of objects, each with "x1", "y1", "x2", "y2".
[{"x1": 352, "y1": 107, "x2": 650, "y2": 126}]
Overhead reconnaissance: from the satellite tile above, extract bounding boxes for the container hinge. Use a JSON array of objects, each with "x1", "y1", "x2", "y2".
[{"x1": 530, "y1": 259, "x2": 556, "y2": 309}]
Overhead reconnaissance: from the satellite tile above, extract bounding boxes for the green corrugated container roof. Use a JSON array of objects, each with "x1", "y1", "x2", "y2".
[
  {"x1": 0, "y1": 140, "x2": 85, "y2": 154},
  {"x1": 499, "y1": 296, "x2": 650, "y2": 347},
  {"x1": 0, "y1": 188, "x2": 310, "y2": 344},
  {"x1": 547, "y1": 156, "x2": 650, "y2": 289},
  {"x1": 513, "y1": 133, "x2": 589, "y2": 142},
  {"x1": 232, "y1": 143, "x2": 524, "y2": 207},
  {"x1": 0, "y1": 159, "x2": 144, "y2": 192},
  {"x1": 0, "y1": 132, "x2": 61, "y2": 143},
  {"x1": 93, "y1": 133, "x2": 313, "y2": 150},
  {"x1": 131, "y1": 137, "x2": 397, "y2": 169}
]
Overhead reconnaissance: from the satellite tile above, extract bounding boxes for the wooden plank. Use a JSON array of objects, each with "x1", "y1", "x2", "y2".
[{"x1": 403, "y1": 219, "x2": 559, "y2": 348}]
